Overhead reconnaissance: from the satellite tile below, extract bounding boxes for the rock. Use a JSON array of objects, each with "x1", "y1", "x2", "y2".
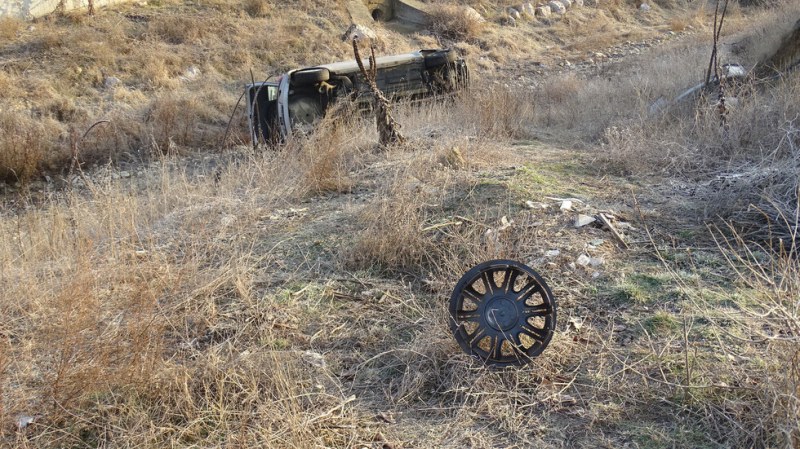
[
  {"x1": 548, "y1": 0, "x2": 566, "y2": 15},
  {"x1": 503, "y1": 15, "x2": 517, "y2": 27},
  {"x1": 560, "y1": 200, "x2": 573, "y2": 211},
  {"x1": 639, "y1": 3, "x2": 651, "y2": 11},
  {"x1": 535, "y1": 5, "x2": 551, "y2": 17},
  {"x1": 575, "y1": 214, "x2": 596, "y2": 228},
  {"x1": 342, "y1": 24, "x2": 377, "y2": 42},
  {"x1": 182, "y1": 65, "x2": 201, "y2": 81},
  {"x1": 562, "y1": 0, "x2": 573, "y2": 8},
  {"x1": 576, "y1": 254, "x2": 591, "y2": 266},
  {"x1": 589, "y1": 257, "x2": 604, "y2": 267},
  {"x1": 104, "y1": 76, "x2": 121, "y2": 89},
  {"x1": 573, "y1": 0, "x2": 584, "y2": 6},
  {"x1": 463, "y1": 6, "x2": 486, "y2": 23},
  {"x1": 302, "y1": 351, "x2": 326, "y2": 368},
  {"x1": 521, "y1": 2, "x2": 535, "y2": 17},
  {"x1": 589, "y1": 238, "x2": 605, "y2": 247},
  {"x1": 508, "y1": 7, "x2": 521, "y2": 20},
  {"x1": 648, "y1": 97, "x2": 669, "y2": 116},
  {"x1": 119, "y1": 170, "x2": 130, "y2": 178},
  {"x1": 545, "y1": 249, "x2": 561, "y2": 257}
]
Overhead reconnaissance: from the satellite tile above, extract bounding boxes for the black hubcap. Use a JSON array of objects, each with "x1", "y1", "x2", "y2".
[{"x1": 449, "y1": 260, "x2": 557, "y2": 367}]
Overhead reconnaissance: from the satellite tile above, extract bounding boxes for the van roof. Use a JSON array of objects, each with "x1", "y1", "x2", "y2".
[{"x1": 293, "y1": 51, "x2": 425, "y2": 77}]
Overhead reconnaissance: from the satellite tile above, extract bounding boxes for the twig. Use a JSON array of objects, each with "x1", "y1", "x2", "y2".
[{"x1": 598, "y1": 213, "x2": 629, "y2": 249}]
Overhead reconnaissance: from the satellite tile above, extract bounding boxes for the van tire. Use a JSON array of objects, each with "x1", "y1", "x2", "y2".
[
  {"x1": 292, "y1": 68, "x2": 330, "y2": 85},
  {"x1": 424, "y1": 51, "x2": 457, "y2": 68}
]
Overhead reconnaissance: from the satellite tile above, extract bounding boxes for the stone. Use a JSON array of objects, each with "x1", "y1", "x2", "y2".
[
  {"x1": 521, "y1": 2, "x2": 535, "y2": 17},
  {"x1": 562, "y1": 0, "x2": 572, "y2": 8},
  {"x1": 508, "y1": 7, "x2": 521, "y2": 20},
  {"x1": 576, "y1": 254, "x2": 591, "y2": 266},
  {"x1": 545, "y1": 249, "x2": 561, "y2": 258},
  {"x1": 104, "y1": 76, "x2": 121, "y2": 89},
  {"x1": 503, "y1": 15, "x2": 517, "y2": 27},
  {"x1": 342, "y1": 24, "x2": 377, "y2": 42},
  {"x1": 548, "y1": 0, "x2": 566, "y2": 15},
  {"x1": 575, "y1": 214, "x2": 596, "y2": 228},
  {"x1": 535, "y1": 5, "x2": 551, "y2": 17},
  {"x1": 302, "y1": 351, "x2": 326, "y2": 368},
  {"x1": 639, "y1": 3, "x2": 651, "y2": 11},
  {"x1": 463, "y1": 6, "x2": 486, "y2": 23},
  {"x1": 573, "y1": 0, "x2": 584, "y2": 5},
  {"x1": 560, "y1": 200, "x2": 573, "y2": 211},
  {"x1": 182, "y1": 65, "x2": 201, "y2": 81},
  {"x1": 119, "y1": 170, "x2": 131, "y2": 178}
]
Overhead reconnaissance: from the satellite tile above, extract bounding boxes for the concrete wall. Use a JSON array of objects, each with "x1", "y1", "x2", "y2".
[
  {"x1": 1, "y1": 0, "x2": 128, "y2": 19},
  {"x1": 392, "y1": 0, "x2": 430, "y2": 26},
  {"x1": 366, "y1": 0, "x2": 392, "y2": 21}
]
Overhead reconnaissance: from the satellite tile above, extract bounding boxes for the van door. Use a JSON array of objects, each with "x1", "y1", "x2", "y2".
[{"x1": 246, "y1": 82, "x2": 279, "y2": 145}]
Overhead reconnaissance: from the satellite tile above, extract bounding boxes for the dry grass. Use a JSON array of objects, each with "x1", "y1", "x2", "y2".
[
  {"x1": 3, "y1": 1, "x2": 800, "y2": 448},
  {"x1": 428, "y1": 5, "x2": 486, "y2": 42}
]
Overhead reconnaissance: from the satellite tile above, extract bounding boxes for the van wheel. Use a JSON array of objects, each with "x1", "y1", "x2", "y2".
[
  {"x1": 424, "y1": 50, "x2": 457, "y2": 68},
  {"x1": 292, "y1": 68, "x2": 330, "y2": 85}
]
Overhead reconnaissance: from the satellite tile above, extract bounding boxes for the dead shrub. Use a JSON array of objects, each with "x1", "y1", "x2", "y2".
[
  {"x1": 150, "y1": 15, "x2": 206, "y2": 44},
  {"x1": 346, "y1": 172, "x2": 435, "y2": 271},
  {"x1": 456, "y1": 86, "x2": 536, "y2": 139},
  {"x1": 428, "y1": 5, "x2": 485, "y2": 42},
  {"x1": 291, "y1": 109, "x2": 369, "y2": 195},
  {"x1": 686, "y1": 225, "x2": 800, "y2": 447},
  {"x1": 0, "y1": 17, "x2": 21, "y2": 43},
  {"x1": 0, "y1": 112, "x2": 59, "y2": 183},
  {"x1": 145, "y1": 92, "x2": 223, "y2": 152},
  {"x1": 242, "y1": 0, "x2": 270, "y2": 17}
]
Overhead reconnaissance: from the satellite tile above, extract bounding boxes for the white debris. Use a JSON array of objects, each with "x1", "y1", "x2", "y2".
[
  {"x1": 302, "y1": 351, "x2": 326, "y2": 368},
  {"x1": 560, "y1": 200, "x2": 573, "y2": 211},
  {"x1": 545, "y1": 249, "x2": 561, "y2": 258},
  {"x1": 16, "y1": 415, "x2": 37, "y2": 430},
  {"x1": 574, "y1": 214, "x2": 596, "y2": 228},
  {"x1": 576, "y1": 254, "x2": 591, "y2": 266},
  {"x1": 498, "y1": 216, "x2": 514, "y2": 231}
]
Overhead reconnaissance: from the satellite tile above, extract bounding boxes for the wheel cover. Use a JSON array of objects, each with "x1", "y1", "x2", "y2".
[{"x1": 449, "y1": 260, "x2": 557, "y2": 367}]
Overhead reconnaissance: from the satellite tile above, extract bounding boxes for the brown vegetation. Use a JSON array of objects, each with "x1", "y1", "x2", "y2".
[{"x1": 2, "y1": 1, "x2": 800, "y2": 448}]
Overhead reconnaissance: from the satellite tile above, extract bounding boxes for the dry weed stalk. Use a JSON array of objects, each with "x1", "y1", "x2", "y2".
[{"x1": 352, "y1": 38, "x2": 405, "y2": 147}]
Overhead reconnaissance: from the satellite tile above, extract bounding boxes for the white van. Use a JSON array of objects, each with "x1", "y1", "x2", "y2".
[{"x1": 246, "y1": 49, "x2": 468, "y2": 144}]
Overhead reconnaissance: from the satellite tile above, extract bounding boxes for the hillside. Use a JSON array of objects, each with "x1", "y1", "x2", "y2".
[{"x1": 1, "y1": 1, "x2": 799, "y2": 448}]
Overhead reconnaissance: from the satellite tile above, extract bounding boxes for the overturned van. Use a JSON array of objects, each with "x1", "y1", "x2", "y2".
[{"x1": 246, "y1": 49, "x2": 468, "y2": 144}]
